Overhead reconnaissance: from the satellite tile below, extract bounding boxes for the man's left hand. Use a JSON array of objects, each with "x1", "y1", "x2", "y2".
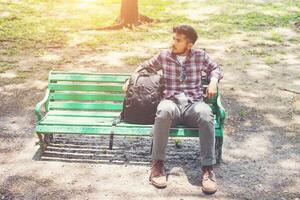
[{"x1": 206, "y1": 77, "x2": 218, "y2": 99}]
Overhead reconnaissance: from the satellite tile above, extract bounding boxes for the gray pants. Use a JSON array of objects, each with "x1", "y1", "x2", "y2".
[{"x1": 151, "y1": 99, "x2": 216, "y2": 166}]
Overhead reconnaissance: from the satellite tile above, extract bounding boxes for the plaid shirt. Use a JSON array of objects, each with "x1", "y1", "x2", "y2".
[{"x1": 139, "y1": 49, "x2": 223, "y2": 103}]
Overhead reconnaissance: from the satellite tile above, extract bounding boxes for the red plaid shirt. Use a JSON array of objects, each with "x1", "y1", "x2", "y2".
[{"x1": 139, "y1": 49, "x2": 223, "y2": 103}]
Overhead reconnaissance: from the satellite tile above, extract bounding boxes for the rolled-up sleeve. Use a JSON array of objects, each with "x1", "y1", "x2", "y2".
[
  {"x1": 203, "y1": 51, "x2": 223, "y2": 82},
  {"x1": 139, "y1": 52, "x2": 162, "y2": 71}
]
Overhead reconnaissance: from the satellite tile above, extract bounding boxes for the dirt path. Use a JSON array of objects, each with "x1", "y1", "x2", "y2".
[{"x1": 1, "y1": 40, "x2": 299, "y2": 199}]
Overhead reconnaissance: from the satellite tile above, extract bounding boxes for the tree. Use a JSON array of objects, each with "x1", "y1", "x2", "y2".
[{"x1": 95, "y1": 0, "x2": 154, "y2": 30}]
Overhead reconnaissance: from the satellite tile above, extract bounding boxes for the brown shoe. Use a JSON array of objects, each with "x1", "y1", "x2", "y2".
[
  {"x1": 149, "y1": 160, "x2": 167, "y2": 188},
  {"x1": 201, "y1": 166, "x2": 217, "y2": 194}
]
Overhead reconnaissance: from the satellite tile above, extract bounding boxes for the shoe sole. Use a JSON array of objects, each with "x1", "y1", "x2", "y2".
[
  {"x1": 150, "y1": 181, "x2": 167, "y2": 189},
  {"x1": 149, "y1": 176, "x2": 167, "y2": 189},
  {"x1": 201, "y1": 187, "x2": 217, "y2": 195}
]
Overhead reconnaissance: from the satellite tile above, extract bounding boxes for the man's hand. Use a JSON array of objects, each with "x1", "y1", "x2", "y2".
[
  {"x1": 122, "y1": 79, "x2": 130, "y2": 92},
  {"x1": 206, "y1": 77, "x2": 218, "y2": 99}
]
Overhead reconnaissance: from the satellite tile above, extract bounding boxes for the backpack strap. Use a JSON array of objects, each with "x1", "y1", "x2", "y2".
[
  {"x1": 112, "y1": 114, "x2": 122, "y2": 126},
  {"x1": 137, "y1": 66, "x2": 157, "y2": 74}
]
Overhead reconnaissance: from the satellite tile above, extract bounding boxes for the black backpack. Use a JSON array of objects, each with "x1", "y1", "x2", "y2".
[{"x1": 120, "y1": 67, "x2": 164, "y2": 124}]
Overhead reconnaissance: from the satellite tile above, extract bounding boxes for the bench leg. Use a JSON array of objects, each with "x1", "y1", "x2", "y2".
[
  {"x1": 44, "y1": 134, "x2": 52, "y2": 145},
  {"x1": 109, "y1": 133, "x2": 114, "y2": 150},
  {"x1": 215, "y1": 136, "x2": 223, "y2": 164},
  {"x1": 37, "y1": 133, "x2": 46, "y2": 150},
  {"x1": 149, "y1": 138, "x2": 153, "y2": 155}
]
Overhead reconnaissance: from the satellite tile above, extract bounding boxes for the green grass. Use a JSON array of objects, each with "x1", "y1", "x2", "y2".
[
  {"x1": 243, "y1": 48, "x2": 271, "y2": 57},
  {"x1": 200, "y1": 11, "x2": 300, "y2": 38},
  {"x1": 264, "y1": 56, "x2": 279, "y2": 65},
  {"x1": 174, "y1": 139, "x2": 182, "y2": 148},
  {"x1": 288, "y1": 37, "x2": 300, "y2": 43},
  {"x1": 0, "y1": 61, "x2": 14, "y2": 73},
  {"x1": 0, "y1": 0, "x2": 300, "y2": 52},
  {"x1": 0, "y1": 1, "x2": 66, "y2": 55},
  {"x1": 239, "y1": 110, "x2": 248, "y2": 118},
  {"x1": 78, "y1": 29, "x2": 167, "y2": 49},
  {"x1": 0, "y1": 0, "x2": 299, "y2": 57},
  {"x1": 241, "y1": 46, "x2": 284, "y2": 65},
  {"x1": 268, "y1": 32, "x2": 284, "y2": 43},
  {"x1": 123, "y1": 56, "x2": 150, "y2": 66},
  {"x1": 193, "y1": 0, "x2": 300, "y2": 38}
]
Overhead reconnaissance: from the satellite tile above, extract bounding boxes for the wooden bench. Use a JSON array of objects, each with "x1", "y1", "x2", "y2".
[{"x1": 35, "y1": 71, "x2": 226, "y2": 163}]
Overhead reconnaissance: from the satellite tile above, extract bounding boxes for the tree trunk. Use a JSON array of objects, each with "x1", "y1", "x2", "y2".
[
  {"x1": 120, "y1": 0, "x2": 139, "y2": 26},
  {"x1": 92, "y1": 0, "x2": 154, "y2": 30}
]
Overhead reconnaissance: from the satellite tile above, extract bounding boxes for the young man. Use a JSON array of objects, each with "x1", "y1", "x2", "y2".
[{"x1": 123, "y1": 25, "x2": 223, "y2": 194}]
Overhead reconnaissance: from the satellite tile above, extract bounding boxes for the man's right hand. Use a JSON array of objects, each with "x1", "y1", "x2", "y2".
[{"x1": 122, "y1": 79, "x2": 130, "y2": 92}]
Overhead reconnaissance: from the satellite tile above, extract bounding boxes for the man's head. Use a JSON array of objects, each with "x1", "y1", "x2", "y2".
[{"x1": 171, "y1": 25, "x2": 198, "y2": 55}]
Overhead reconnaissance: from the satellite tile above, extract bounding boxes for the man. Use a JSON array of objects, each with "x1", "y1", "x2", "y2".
[{"x1": 123, "y1": 25, "x2": 223, "y2": 194}]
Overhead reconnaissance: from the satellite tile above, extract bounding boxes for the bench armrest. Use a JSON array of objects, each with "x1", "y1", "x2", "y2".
[
  {"x1": 216, "y1": 95, "x2": 226, "y2": 126},
  {"x1": 34, "y1": 89, "x2": 50, "y2": 121}
]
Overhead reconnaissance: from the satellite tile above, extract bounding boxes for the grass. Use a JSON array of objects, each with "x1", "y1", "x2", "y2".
[
  {"x1": 1, "y1": 0, "x2": 299, "y2": 55},
  {"x1": 264, "y1": 56, "x2": 279, "y2": 65},
  {"x1": 175, "y1": 139, "x2": 182, "y2": 148},
  {"x1": 78, "y1": 29, "x2": 168, "y2": 50},
  {"x1": 268, "y1": 32, "x2": 284, "y2": 43},
  {"x1": 0, "y1": 1, "x2": 66, "y2": 55},
  {"x1": 241, "y1": 46, "x2": 283, "y2": 66},
  {"x1": 243, "y1": 48, "x2": 271, "y2": 57},
  {"x1": 200, "y1": 11, "x2": 300, "y2": 39},
  {"x1": 123, "y1": 55, "x2": 152, "y2": 65},
  {"x1": 0, "y1": 61, "x2": 14, "y2": 73},
  {"x1": 239, "y1": 110, "x2": 248, "y2": 118},
  {"x1": 0, "y1": 0, "x2": 299, "y2": 72},
  {"x1": 123, "y1": 56, "x2": 144, "y2": 66}
]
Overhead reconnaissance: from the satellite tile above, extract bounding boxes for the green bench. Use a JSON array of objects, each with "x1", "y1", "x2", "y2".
[{"x1": 35, "y1": 71, "x2": 226, "y2": 163}]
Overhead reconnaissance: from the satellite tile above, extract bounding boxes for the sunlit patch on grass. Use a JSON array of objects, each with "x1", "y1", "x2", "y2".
[
  {"x1": 267, "y1": 32, "x2": 284, "y2": 43},
  {"x1": 123, "y1": 55, "x2": 151, "y2": 66},
  {"x1": 264, "y1": 56, "x2": 279, "y2": 65},
  {"x1": 0, "y1": 61, "x2": 14, "y2": 73}
]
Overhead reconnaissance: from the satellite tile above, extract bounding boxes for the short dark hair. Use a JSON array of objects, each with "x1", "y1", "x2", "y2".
[{"x1": 173, "y1": 25, "x2": 198, "y2": 44}]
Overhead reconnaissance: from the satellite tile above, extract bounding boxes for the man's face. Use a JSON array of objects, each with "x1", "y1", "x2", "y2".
[{"x1": 171, "y1": 33, "x2": 193, "y2": 55}]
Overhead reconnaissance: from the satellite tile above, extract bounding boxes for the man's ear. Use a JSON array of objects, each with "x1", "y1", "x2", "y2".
[{"x1": 187, "y1": 42, "x2": 193, "y2": 49}]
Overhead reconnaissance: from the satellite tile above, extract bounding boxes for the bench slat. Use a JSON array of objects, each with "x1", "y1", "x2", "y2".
[
  {"x1": 49, "y1": 93, "x2": 125, "y2": 101},
  {"x1": 36, "y1": 125, "x2": 112, "y2": 135},
  {"x1": 36, "y1": 124, "x2": 222, "y2": 137},
  {"x1": 47, "y1": 110, "x2": 120, "y2": 118},
  {"x1": 114, "y1": 119, "x2": 220, "y2": 128},
  {"x1": 51, "y1": 71, "x2": 130, "y2": 76},
  {"x1": 49, "y1": 102, "x2": 123, "y2": 111},
  {"x1": 113, "y1": 127, "x2": 200, "y2": 137},
  {"x1": 113, "y1": 126, "x2": 222, "y2": 137},
  {"x1": 40, "y1": 116, "x2": 115, "y2": 126},
  {"x1": 48, "y1": 83, "x2": 123, "y2": 92},
  {"x1": 41, "y1": 115, "x2": 220, "y2": 129},
  {"x1": 49, "y1": 74, "x2": 129, "y2": 83}
]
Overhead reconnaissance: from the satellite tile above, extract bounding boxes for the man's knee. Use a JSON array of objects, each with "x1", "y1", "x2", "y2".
[
  {"x1": 156, "y1": 100, "x2": 179, "y2": 120},
  {"x1": 193, "y1": 103, "x2": 214, "y2": 124}
]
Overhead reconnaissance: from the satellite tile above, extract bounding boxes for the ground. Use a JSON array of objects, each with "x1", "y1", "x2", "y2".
[{"x1": 0, "y1": 0, "x2": 299, "y2": 199}]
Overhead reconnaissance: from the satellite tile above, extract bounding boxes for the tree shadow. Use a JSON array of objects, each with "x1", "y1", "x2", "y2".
[{"x1": 0, "y1": 175, "x2": 93, "y2": 200}]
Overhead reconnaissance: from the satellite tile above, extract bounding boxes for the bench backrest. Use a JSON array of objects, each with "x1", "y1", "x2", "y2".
[
  {"x1": 46, "y1": 71, "x2": 219, "y2": 114},
  {"x1": 47, "y1": 71, "x2": 127, "y2": 113}
]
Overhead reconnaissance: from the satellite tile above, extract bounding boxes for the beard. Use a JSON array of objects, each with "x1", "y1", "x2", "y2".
[{"x1": 171, "y1": 46, "x2": 188, "y2": 55}]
